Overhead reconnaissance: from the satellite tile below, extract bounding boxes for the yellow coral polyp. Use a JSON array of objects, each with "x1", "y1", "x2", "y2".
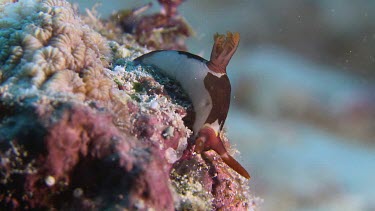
[
  {"x1": 42, "y1": 0, "x2": 72, "y2": 8},
  {"x1": 22, "y1": 34, "x2": 43, "y2": 51},
  {"x1": 8, "y1": 31, "x2": 23, "y2": 46},
  {"x1": 50, "y1": 33, "x2": 86, "y2": 70},
  {"x1": 52, "y1": 13, "x2": 78, "y2": 35},
  {"x1": 71, "y1": 42, "x2": 86, "y2": 70},
  {"x1": 83, "y1": 29, "x2": 110, "y2": 58},
  {"x1": 43, "y1": 69, "x2": 86, "y2": 100},
  {"x1": 5, "y1": 46, "x2": 23, "y2": 66},
  {"x1": 33, "y1": 46, "x2": 66, "y2": 76},
  {"x1": 27, "y1": 12, "x2": 53, "y2": 43},
  {"x1": 25, "y1": 23, "x2": 53, "y2": 44},
  {"x1": 22, "y1": 62, "x2": 46, "y2": 86},
  {"x1": 83, "y1": 67, "x2": 113, "y2": 101}
]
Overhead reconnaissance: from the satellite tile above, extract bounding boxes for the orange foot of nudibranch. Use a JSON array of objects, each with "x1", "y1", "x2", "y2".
[{"x1": 194, "y1": 126, "x2": 250, "y2": 179}]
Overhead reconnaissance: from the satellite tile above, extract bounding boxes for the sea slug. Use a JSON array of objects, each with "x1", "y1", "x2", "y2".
[{"x1": 134, "y1": 32, "x2": 250, "y2": 179}]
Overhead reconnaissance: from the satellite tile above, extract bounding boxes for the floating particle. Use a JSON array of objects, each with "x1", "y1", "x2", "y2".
[
  {"x1": 45, "y1": 175, "x2": 55, "y2": 187},
  {"x1": 73, "y1": 188, "x2": 84, "y2": 198}
]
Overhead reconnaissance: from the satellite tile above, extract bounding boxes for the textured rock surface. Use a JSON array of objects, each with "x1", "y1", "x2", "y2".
[{"x1": 0, "y1": 0, "x2": 260, "y2": 210}]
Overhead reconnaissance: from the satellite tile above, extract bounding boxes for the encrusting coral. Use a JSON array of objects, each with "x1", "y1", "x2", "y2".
[
  {"x1": 0, "y1": 0, "x2": 260, "y2": 210},
  {"x1": 0, "y1": 0, "x2": 111, "y2": 101}
]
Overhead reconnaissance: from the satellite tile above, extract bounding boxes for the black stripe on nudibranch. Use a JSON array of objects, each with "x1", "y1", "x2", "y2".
[
  {"x1": 204, "y1": 72, "x2": 231, "y2": 130},
  {"x1": 134, "y1": 50, "x2": 208, "y2": 65},
  {"x1": 133, "y1": 50, "x2": 165, "y2": 65},
  {"x1": 177, "y1": 51, "x2": 208, "y2": 63}
]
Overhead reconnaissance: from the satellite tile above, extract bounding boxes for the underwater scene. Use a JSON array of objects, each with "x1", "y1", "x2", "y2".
[{"x1": 0, "y1": 0, "x2": 374, "y2": 210}]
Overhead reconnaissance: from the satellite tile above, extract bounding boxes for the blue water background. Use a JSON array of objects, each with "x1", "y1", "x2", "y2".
[{"x1": 71, "y1": 1, "x2": 375, "y2": 210}]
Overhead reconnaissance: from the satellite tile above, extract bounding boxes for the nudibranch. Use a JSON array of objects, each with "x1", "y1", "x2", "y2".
[{"x1": 134, "y1": 32, "x2": 250, "y2": 179}]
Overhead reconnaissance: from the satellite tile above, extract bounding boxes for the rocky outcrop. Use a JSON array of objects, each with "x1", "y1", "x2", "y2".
[{"x1": 0, "y1": 0, "x2": 258, "y2": 210}]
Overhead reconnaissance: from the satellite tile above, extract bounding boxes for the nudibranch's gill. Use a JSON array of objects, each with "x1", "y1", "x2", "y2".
[{"x1": 134, "y1": 32, "x2": 250, "y2": 179}]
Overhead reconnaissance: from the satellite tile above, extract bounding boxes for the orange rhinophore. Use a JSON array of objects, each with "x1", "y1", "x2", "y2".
[{"x1": 207, "y1": 32, "x2": 240, "y2": 73}]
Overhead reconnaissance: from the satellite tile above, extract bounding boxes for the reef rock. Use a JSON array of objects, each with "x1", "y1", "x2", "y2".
[{"x1": 0, "y1": 0, "x2": 259, "y2": 210}]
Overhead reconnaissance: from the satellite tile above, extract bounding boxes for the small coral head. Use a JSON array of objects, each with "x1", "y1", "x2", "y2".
[{"x1": 207, "y1": 32, "x2": 240, "y2": 74}]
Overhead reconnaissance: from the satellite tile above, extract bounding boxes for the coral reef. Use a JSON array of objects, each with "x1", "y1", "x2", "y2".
[{"x1": 0, "y1": 0, "x2": 258, "y2": 210}]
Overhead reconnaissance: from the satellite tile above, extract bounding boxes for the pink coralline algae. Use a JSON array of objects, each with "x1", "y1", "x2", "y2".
[
  {"x1": 1, "y1": 102, "x2": 174, "y2": 210},
  {"x1": 0, "y1": 0, "x2": 259, "y2": 210}
]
